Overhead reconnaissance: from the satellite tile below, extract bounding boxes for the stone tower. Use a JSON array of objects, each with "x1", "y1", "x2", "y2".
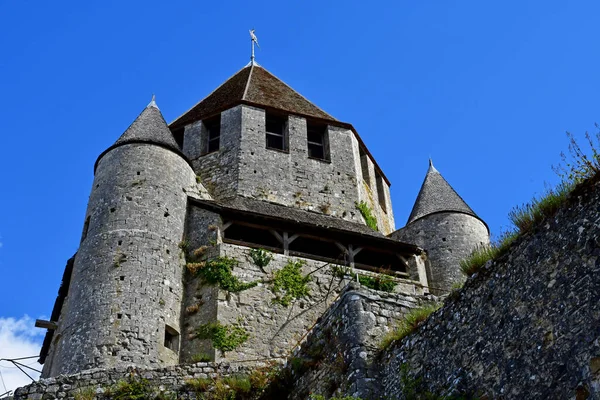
[
  {"x1": 390, "y1": 161, "x2": 489, "y2": 294},
  {"x1": 37, "y1": 61, "x2": 486, "y2": 379},
  {"x1": 170, "y1": 62, "x2": 395, "y2": 234},
  {"x1": 40, "y1": 100, "x2": 200, "y2": 376}
]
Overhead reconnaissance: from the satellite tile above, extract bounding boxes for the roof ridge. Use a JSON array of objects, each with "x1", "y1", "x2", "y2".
[
  {"x1": 169, "y1": 65, "x2": 250, "y2": 126},
  {"x1": 242, "y1": 64, "x2": 254, "y2": 100}
]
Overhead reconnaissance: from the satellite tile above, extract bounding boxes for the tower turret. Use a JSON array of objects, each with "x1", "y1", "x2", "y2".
[
  {"x1": 41, "y1": 99, "x2": 198, "y2": 377},
  {"x1": 390, "y1": 160, "x2": 489, "y2": 294}
]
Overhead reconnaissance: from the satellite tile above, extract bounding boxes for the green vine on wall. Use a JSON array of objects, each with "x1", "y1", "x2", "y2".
[
  {"x1": 193, "y1": 256, "x2": 259, "y2": 293},
  {"x1": 271, "y1": 260, "x2": 311, "y2": 307},
  {"x1": 356, "y1": 201, "x2": 378, "y2": 231},
  {"x1": 196, "y1": 320, "x2": 249, "y2": 354}
]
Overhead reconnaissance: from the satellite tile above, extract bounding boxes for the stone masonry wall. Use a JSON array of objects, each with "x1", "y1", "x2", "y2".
[
  {"x1": 391, "y1": 212, "x2": 489, "y2": 295},
  {"x1": 378, "y1": 177, "x2": 600, "y2": 399},
  {"x1": 237, "y1": 106, "x2": 368, "y2": 225},
  {"x1": 181, "y1": 104, "x2": 395, "y2": 234},
  {"x1": 285, "y1": 283, "x2": 437, "y2": 400},
  {"x1": 354, "y1": 135, "x2": 395, "y2": 234},
  {"x1": 183, "y1": 106, "x2": 243, "y2": 200},
  {"x1": 180, "y1": 203, "x2": 425, "y2": 365},
  {"x1": 15, "y1": 361, "x2": 268, "y2": 400},
  {"x1": 42, "y1": 144, "x2": 200, "y2": 377}
]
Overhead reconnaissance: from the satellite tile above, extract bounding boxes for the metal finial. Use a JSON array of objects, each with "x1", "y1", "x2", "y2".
[
  {"x1": 428, "y1": 158, "x2": 438, "y2": 172},
  {"x1": 147, "y1": 94, "x2": 158, "y2": 109},
  {"x1": 249, "y1": 29, "x2": 260, "y2": 64}
]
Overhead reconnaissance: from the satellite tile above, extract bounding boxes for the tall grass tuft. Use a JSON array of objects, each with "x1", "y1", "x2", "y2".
[
  {"x1": 459, "y1": 245, "x2": 497, "y2": 277},
  {"x1": 508, "y1": 181, "x2": 574, "y2": 233},
  {"x1": 460, "y1": 230, "x2": 519, "y2": 277},
  {"x1": 380, "y1": 303, "x2": 441, "y2": 349}
]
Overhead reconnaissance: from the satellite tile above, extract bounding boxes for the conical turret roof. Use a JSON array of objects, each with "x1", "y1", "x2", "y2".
[
  {"x1": 170, "y1": 63, "x2": 337, "y2": 130},
  {"x1": 95, "y1": 98, "x2": 188, "y2": 172},
  {"x1": 407, "y1": 160, "x2": 481, "y2": 225}
]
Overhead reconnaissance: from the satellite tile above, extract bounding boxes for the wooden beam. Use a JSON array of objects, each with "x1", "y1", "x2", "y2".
[
  {"x1": 396, "y1": 254, "x2": 410, "y2": 271},
  {"x1": 282, "y1": 232, "x2": 299, "y2": 256},
  {"x1": 269, "y1": 229, "x2": 284, "y2": 244},
  {"x1": 287, "y1": 234, "x2": 299, "y2": 244},
  {"x1": 349, "y1": 245, "x2": 362, "y2": 257},
  {"x1": 334, "y1": 242, "x2": 347, "y2": 253},
  {"x1": 35, "y1": 319, "x2": 57, "y2": 330}
]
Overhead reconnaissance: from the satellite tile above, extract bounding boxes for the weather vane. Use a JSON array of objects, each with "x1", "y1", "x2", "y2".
[{"x1": 249, "y1": 28, "x2": 259, "y2": 63}]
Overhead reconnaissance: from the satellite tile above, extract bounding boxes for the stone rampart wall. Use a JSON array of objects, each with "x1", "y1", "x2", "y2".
[
  {"x1": 378, "y1": 177, "x2": 600, "y2": 399},
  {"x1": 286, "y1": 284, "x2": 436, "y2": 399},
  {"x1": 15, "y1": 361, "x2": 269, "y2": 400}
]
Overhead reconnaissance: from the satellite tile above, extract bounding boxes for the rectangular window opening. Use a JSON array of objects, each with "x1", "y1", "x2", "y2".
[
  {"x1": 307, "y1": 122, "x2": 329, "y2": 161},
  {"x1": 265, "y1": 113, "x2": 288, "y2": 151},
  {"x1": 164, "y1": 325, "x2": 179, "y2": 353},
  {"x1": 204, "y1": 115, "x2": 221, "y2": 154},
  {"x1": 359, "y1": 147, "x2": 370, "y2": 186},
  {"x1": 81, "y1": 216, "x2": 90, "y2": 243},
  {"x1": 172, "y1": 128, "x2": 185, "y2": 149},
  {"x1": 376, "y1": 173, "x2": 387, "y2": 212}
]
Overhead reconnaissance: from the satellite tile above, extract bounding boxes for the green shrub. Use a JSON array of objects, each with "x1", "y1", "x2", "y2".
[
  {"x1": 380, "y1": 303, "x2": 441, "y2": 349},
  {"x1": 184, "y1": 377, "x2": 212, "y2": 392},
  {"x1": 191, "y1": 352, "x2": 211, "y2": 363},
  {"x1": 73, "y1": 387, "x2": 96, "y2": 400},
  {"x1": 224, "y1": 375, "x2": 252, "y2": 394},
  {"x1": 331, "y1": 265, "x2": 352, "y2": 279},
  {"x1": 249, "y1": 248, "x2": 273, "y2": 269},
  {"x1": 358, "y1": 274, "x2": 396, "y2": 292},
  {"x1": 197, "y1": 256, "x2": 259, "y2": 293},
  {"x1": 196, "y1": 321, "x2": 249, "y2": 354},
  {"x1": 356, "y1": 201, "x2": 378, "y2": 231},
  {"x1": 178, "y1": 240, "x2": 189, "y2": 252},
  {"x1": 271, "y1": 260, "x2": 311, "y2": 307},
  {"x1": 111, "y1": 376, "x2": 153, "y2": 400},
  {"x1": 185, "y1": 369, "x2": 278, "y2": 400},
  {"x1": 554, "y1": 128, "x2": 600, "y2": 184}
]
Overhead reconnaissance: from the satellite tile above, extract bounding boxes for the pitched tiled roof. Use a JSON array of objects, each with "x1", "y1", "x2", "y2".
[
  {"x1": 95, "y1": 100, "x2": 189, "y2": 172},
  {"x1": 190, "y1": 196, "x2": 422, "y2": 253},
  {"x1": 221, "y1": 196, "x2": 385, "y2": 239},
  {"x1": 407, "y1": 161, "x2": 481, "y2": 224},
  {"x1": 170, "y1": 64, "x2": 336, "y2": 130}
]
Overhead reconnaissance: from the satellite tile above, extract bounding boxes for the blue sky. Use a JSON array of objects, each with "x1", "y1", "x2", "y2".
[{"x1": 1, "y1": 0, "x2": 599, "y2": 391}]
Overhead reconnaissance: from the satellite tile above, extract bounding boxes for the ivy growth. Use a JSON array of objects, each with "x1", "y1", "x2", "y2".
[
  {"x1": 196, "y1": 320, "x2": 249, "y2": 354},
  {"x1": 195, "y1": 256, "x2": 259, "y2": 293},
  {"x1": 356, "y1": 201, "x2": 378, "y2": 231},
  {"x1": 271, "y1": 260, "x2": 311, "y2": 307},
  {"x1": 358, "y1": 274, "x2": 396, "y2": 292}
]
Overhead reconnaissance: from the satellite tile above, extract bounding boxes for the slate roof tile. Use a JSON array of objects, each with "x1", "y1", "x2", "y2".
[
  {"x1": 170, "y1": 64, "x2": 335, "y2": 130},
  {"x1": 407, "y1": 161, "x2": 480, "y2": 224}
]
